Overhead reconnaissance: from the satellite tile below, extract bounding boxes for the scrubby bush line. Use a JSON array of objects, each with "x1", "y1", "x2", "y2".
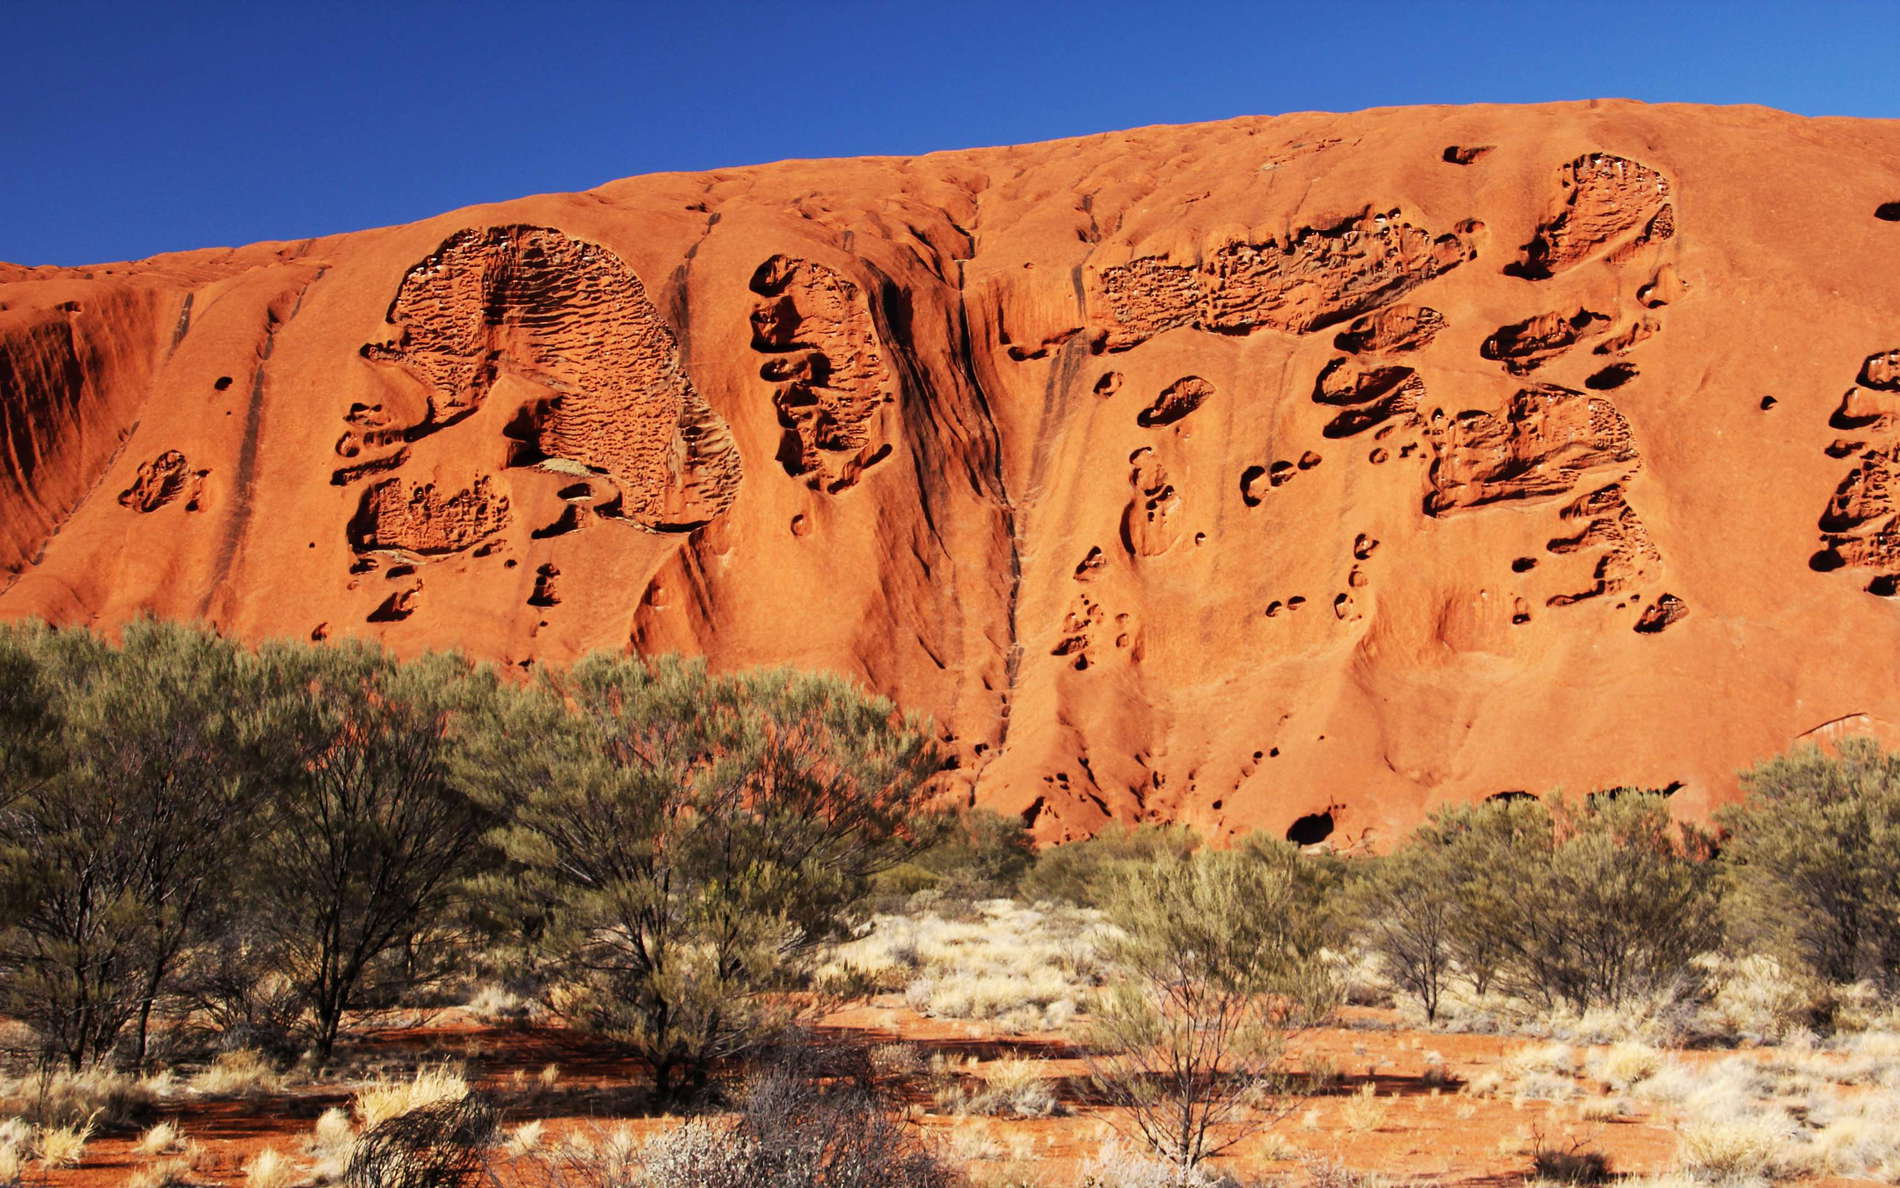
[
  {"x1": 10, "y1": 619, "x2": 1900, "y2": 1182},
  {"x1": 0, "y1": 620, "x2": 947, "y2": 1101}
]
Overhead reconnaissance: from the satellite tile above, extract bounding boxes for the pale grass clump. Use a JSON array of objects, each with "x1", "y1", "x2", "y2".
[
  {"x1": 869, "y1": 1042, "x2": 926, "y2": 1080},
  {"x1": 1644, "y1": 1056, "x2": 1773, "y2": 1121},
  {"x1": 504, "y1": 1120, "x2": 546, "y2": 1157},
  {"x1": 306, "y1": 1106, "x2": 355, "y2": 1181},
  {"x1": 1075, "y1": 1139, "x2": 1228, "y2": 1188},
  {"x1": 0, "y1": 1119, "x2": 28, "y2": 1186},
  {"x1": 930, "y1": 1054, "x2": 1060, "y2": 1118},
  {"x1": 1578, "y1": 1095, "x2": 1632, "y2": 1121},
  {"x1": 126, "y1": 1155, "x2": 199, "y2": 1188},
  {"x1": 969, "y1": 1058, "x2": 1060, "y2": 1119},
  {"x1": 1813, "y1": 1027, "x2": 1900, "y2": 1087},
  {"x1": 1463, "y1": 1069, "x2": 1506, "y2": 1098},
  {"x1": 1674, "y1": 1112, "x2": 1803, "y2": 1183},
  {"x1": 1801, "y1": 1088, "x2": 1900, "y2": 1178},
  {"x1": 1254, "y1": 1130, "x2": 1300, "y2": 1161},
  {"x1": 1588, "y1": 1041, "x2": 1662, "y2": 1090},
  {"x1": 1301, "y1": 1156, "x2": 1388, "y2": 1188},
  {"x1": 245, "y1": 1147, "x2": 297, "y2": 1188},
  {"x1": 1339, "y1": 1084, "x2": 1389, "y2": 1134},
  {"x1": 190, "y1": 1049, "x2": 283, "y2": 1097},
  {"x1": 1695, "y1": 953, "x2": 1826, "y2": 1043},
  {"x1": 352, "y1": 1064, "x2": 468, "y2": 1128},
  {"x1": 33, "y1": 1119, "x2": 92, "y2": 1168},
  {"x1": 548, "y1": 1124, "x2": 642, "y2": 1188},
  {"x1": 820, "y1": 900, "x2": 1116, "y2": 1033},
  {"x1": 463, "y1": 983, "x2": 539, "y2": 1024},
  {"x1": 1513, "y1": 1072, "x2": 1579, "y2": 1104},
  {"x1": 0, "y1": 1065, "x2": 155, "y2": 1128},
  {"x1": 137, "y1": 1121, "x2": 185, "y2": 1156},
  {"x1": 1505, "y1": 1042, "x2": 1577, "y2": 1079},
  {"x1": 937, "y1": 1118, "x2": 1004, "y2": 1165}
]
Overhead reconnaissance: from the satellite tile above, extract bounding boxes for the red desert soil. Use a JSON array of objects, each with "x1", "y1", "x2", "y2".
[
  {"x1": 7, "y1": 100, "x2": 1900, "y2": 840},
  {"x1": 30, "y1": 1007, "x2": 1724, "y2": 1188}
]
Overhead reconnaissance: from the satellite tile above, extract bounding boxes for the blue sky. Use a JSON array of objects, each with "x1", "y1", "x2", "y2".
[{"x1": 6, "y1": 0, "x2": 1898, "y2": 266}]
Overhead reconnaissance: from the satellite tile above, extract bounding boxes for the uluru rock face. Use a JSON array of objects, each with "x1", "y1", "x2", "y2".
[{"x1": 6, "y1": 100, "x2": 1900, "y2": 845}]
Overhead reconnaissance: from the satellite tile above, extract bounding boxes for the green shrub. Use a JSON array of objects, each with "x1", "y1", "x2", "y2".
[
  {"x1": 1441, "y1": 792, "x2": 1719, "y2": 1013},
  {"x1": 1085, "y1": 841, "x2": 1339, "y2": 1174},
  {"x1": 1720, "y1": 739, "x2": 1900, "y2": 997},
  {"x1": 1021, "y1": 821, "x2": 1197, "y2": 906},
  {"x1": 461, "y1": 656, "x2": 948, "y2": 1104}
]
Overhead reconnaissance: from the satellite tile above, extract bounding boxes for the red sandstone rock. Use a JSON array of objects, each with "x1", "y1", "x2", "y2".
[{"x1": 6, "y1": 101, "x2": 1900, "y2": 845}]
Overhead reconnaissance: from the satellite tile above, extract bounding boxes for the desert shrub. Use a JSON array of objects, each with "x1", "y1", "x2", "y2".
[
  {"x1": 1720, "y1": 739, "x2": 1900, "y2": 1001},
  {"x1": 345, "y1": 1095, "x2": 496, "y2": 1188},
  {"x1": 1673, "y1": 1114, "x2": 1801, "y2": 1182},
  {"x1": 1020, "y1": 821, "x2": 1197, "y2": 906},
  {"x1": 0, "y1": 621, "x2": 277, "y2": 1069},
  {"x1": 1085, "y1": 841, "x2": 1339, "y2": 1175},
  {"x1": 626, "y1": 1040, "x2": 958, "y2": 1188},
  {"x1": 1344, "y1": 824, "x2": 1462, "y2": 1022},
  {"x1": 245, "y1": 642, "x2": 497, "y2": 1062},
  {"x1": 463, "y1": 656, "x2": 947, "y2": 1103},
  {"x1": 1531, "y1": 1133, "x2": 1613, "y2": 1184},
  {"x1": 1438, "y1": 792, "x2": 1719, "y2": 1013},
  {"x1": 910, "y1": 810, "x2": 1035, "y2": 902},
  {"x1": 170, "y1": 931, "x2": 306, "y2": 1058}
]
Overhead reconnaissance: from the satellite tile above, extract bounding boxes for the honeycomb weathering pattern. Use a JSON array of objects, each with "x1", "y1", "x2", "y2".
[
  {"x1": 1089, "y1": 211, "x2": 1475, "y2": 352},
  {"x1": 349, "y1": 475, "x2": 511, "y2": 557},
  {"x1": 748, "y1": 254, "x2": 896, "y2": 491},
  {"x1": 1426, "y1": 387, "x2": 1639, "y2": 517},
  {"x1": 1512, "y1": 153, "x2": 1675, "y2": 277},
  {"x1": 11, "y1": 101, "x2": 1900, "y2": 845},
  {"x1": 363, "y1": 225, "x2": 742, "y2": 531}
]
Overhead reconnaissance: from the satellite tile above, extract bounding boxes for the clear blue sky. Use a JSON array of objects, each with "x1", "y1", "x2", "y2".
[{"x1": 7, "y1": 0, "x2": 1898, "y2": 266}]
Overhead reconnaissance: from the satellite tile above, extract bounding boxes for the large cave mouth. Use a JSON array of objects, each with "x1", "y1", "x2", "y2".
[{"x1": 1286, "y1": 811, "x2": 1336, "y2": 846}]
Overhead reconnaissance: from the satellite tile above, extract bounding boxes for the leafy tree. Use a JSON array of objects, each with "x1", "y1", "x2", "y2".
[
  {"x1": 1720, "y1": 739, "x2": 1900, "y2": 993},
  {"x1": 1347, "y1": 825, "x2": 1462, "y2": 1022},
  {"x1": 1084, "y1": 842, "x2": 1339, "y2": 1178},
  {"x1": 0, "y1": 621, "x2": 63, "y2": 807},
  {"x1": 1445, "y1": 792, "x2": 1717, "y2": 1012},
  {"x1": 245, "y1": 641, "x2": 496, "y2": 1061},
  {"x1": 462, "y1": 655, "x2": 946, "y2": 1103},
  {"x1": 0, "y1": 620, "x2": 272, "y2": 1069}
]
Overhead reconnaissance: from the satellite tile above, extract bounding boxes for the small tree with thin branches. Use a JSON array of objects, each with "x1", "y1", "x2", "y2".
[{"x1": 1084, "y1": 841, "x2": 1339, "y2": 1180}]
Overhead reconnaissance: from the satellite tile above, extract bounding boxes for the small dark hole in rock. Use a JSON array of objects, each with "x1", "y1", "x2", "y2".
[{"x1": 1286, "y1": 812, "x2": 1335, "y2": 846}]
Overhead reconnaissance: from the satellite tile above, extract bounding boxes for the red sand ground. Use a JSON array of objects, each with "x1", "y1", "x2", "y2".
[
  {"x1": 23, "y1": 1006, "x2": 1723, "y2": 1188},
  {"x1": 7, "y1": 101, "x2": 1900, "y2": 842}
]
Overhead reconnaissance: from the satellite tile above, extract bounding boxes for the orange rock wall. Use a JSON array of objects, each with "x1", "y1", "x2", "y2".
[{"x1": 5, "y1": 101, "x2": 1900, "y2": 845}]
